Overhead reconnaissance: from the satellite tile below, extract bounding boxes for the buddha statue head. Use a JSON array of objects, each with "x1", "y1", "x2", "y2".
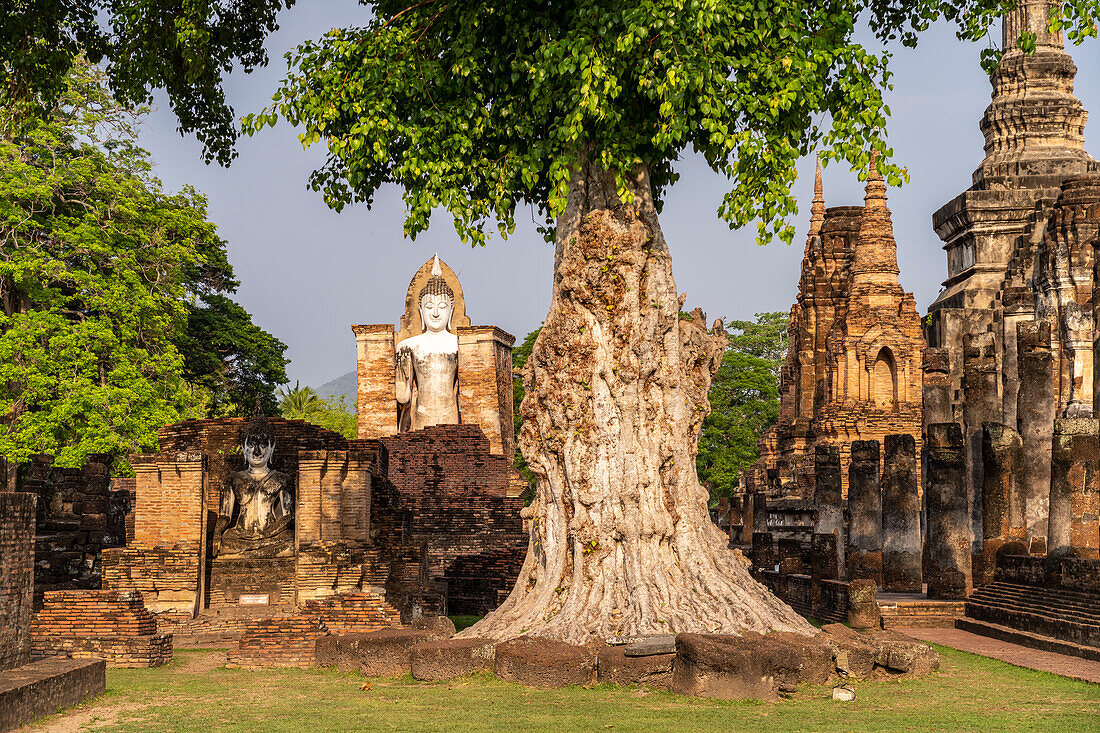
[
  {"x1": 418, "y1": 258, "x2": 455, "y2": 335},
  {"x1": 241, "y1": 402, "x2": 276, "y2": 472}
]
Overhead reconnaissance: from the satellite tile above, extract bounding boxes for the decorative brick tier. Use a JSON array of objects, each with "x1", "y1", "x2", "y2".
[
  {"x1": 31, "y1": 590, "x2": 172, "y2": 668},
  {"x1": 225, "y1": 592, "x2": 403, "y2": 669},
  {"x1": 376, "y1": 425, "x2": 526, "y2": 615},
  {"x1": 0, "y1": 657, "x2": 105, "y2": 733},
  {"x1": 226, "y1": 617, "x2": 326, "y2": 669}
]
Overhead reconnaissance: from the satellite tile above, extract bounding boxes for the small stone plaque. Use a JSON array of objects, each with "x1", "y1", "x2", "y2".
[{"x1": 239, "y1": 593, "x2": 270, "y2": 606}]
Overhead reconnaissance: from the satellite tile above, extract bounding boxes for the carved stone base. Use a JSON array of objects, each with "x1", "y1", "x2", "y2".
[{"x1": 208, "y1": 557, "x2": 296, "y2": 610}]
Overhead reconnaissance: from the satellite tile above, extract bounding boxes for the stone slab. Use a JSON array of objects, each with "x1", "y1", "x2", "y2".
[
  {"x1": 315, "y1": 628, "x2": 445, "y2": 677},
  {"x1": 0, "y1": 657, "x2": 105, "y2": 732},
  {"x1": 622, "y1": 635, "x2": 677, "y2": 657},
  {"x1": 493, "y1": 637, "x2": 597, "y2": 688},
  {"x1": 596, "y1": 646, "x2": 674, "y2": 688},
  {"x1": 410, "y1": 638, "x2": 495, "y2": 681}
]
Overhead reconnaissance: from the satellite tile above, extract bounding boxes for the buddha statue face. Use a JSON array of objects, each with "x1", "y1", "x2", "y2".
[
  {"x1": 243, "y1": 436, "x2": 275, "y2": 471},
  {"x1": 420, "y1": 292, "x2": 454, "y2": 334}
]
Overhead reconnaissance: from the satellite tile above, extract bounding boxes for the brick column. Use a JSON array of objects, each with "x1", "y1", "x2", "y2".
[
  {"x1": 353, "y1": 324, "x2": 397, "y2": 440},
  {"x1": 750, "y1": 491, "x2": 774, "y2": 570},
  {"x1": 925, "y1": 423, "x2": 972, "y2": 599},
  {"x1": 457, "y1": 326, "x2": 516, "y2": 456},
  {"x1": 846, "y1": 440, "x2": 882, "y2": 585},
  {"x1": 1017, "y1": 321, "x2": 1055, "y2": 553},
  {"x1": 0, "y1": 492, "x2": 35, "y2": 671},
  {"x1": 738, "y1": 491, "x2": 753, "y2": 547},
  {"x1": 882, "y1": 434, "x2": 921, "y2": 592},
  {"x1": 981, "y1": 423, "x2": 1025, "y2": 582},
  {"x1": 296, "y1": 453, "x2": 325, "y2": 546},
  {"x1": 1048, "y1": 418, "x2": 1100, "y2": 560}
]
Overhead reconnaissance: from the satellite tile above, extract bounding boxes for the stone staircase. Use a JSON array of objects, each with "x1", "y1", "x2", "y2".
[{"x1": 959, "y1": 581, "x2": 1100, "y2": 661}]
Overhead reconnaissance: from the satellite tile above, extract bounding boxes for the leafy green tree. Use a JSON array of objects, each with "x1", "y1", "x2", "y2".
[
  {"x1": 0, "y1": 0, "x2": 292, "y2": 164},
  {"x1": 277, "y1": 382, "x2": 356, "y2": 439},
  {"x1": 0, "y1": 63, "x2": 287, "y2": 468},
  {"x1": 697, "y1": 312, "x2": 787, "y2": 502}
]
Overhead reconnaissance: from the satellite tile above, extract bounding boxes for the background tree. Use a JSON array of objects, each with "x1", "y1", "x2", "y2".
[
  {"x1": 0, "y1": 63, "x2": 287, "y2": 469},
  {"x1": 0, "y1": 0, "x2": 293, "y2": 164},
  {"x1": 697, "y1": 312, "x2": 787, "y2": 503},
  {"x1": 277, "y1": 382, "x2": 357, "y2": 439},
  {"x1": 243, "y1": 0, "x2": 1097, "y2": 643}
]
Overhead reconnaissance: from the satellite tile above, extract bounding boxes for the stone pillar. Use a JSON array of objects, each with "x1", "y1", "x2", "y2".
[
  {"x1": 981, "y1": 423, "x2": 1025, "y2": 582},
  {"x1": 1049, "y1": 418, "x2": 1100, "y2": 560},
  {"x1": 738, "y1": 491, "x2": 753, "y2": 547},
  {"x1": 963, "y1": 332, "x2": 1001, "y2": 564},
  {"x1": 0, "y1": 491, "x2": 35, "y2": 672},
  {"x1": 846, "y1": 440, "x2": 883, "y2": 585},
  {"x1": 923, "y1": 347, "x2": 953, "y2": 552},
  {"x1": 1017, "y1": 321, "x2": 1056, "y2": 554},
  {"x1": 847, "y1": 579, "x2": 880, "y2": 631},
  {"x1": 925, "y1": 424, "x2": 972, "y2": 599},
  {"x1": 812, "y1": 444, "x2": 844, "y2": 579},
  {"x1": 457, "y1": 326, "x2": 516, "y2": 457},
  {"x1": 352, "y1": 324, "x2": 397, "y2": 440},
  {"x1": 882, "y1": 434, "x2": 922, "y2": 592},
  {"x1": 751, "y1": 491, "x2": 774, "y2": 570}
]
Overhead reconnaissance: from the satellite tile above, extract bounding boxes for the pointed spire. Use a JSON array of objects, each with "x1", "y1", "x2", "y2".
[
  {"x1": 851, "y1": 150, "x2": 899, "y2": 281},
  {"x1": 431, "y1": 254, "x2": 442, "y2": 277},
  {"x1": 809, "y1": 152, "x2": 826, "y2": 237}
]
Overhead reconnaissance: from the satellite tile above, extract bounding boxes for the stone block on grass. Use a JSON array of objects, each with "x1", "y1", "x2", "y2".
[
  {"x1": 410, "y1": 638, "x2": 495, "y2": 681},
  {"x1": 596, "y1": 645, "x2": 674, "y2": 688},
  {"x1": 314, "y1": 627, "x2": 444, "y2": 677},
  {"x1": 493, "y1": 637, "x2": 597, "y2": 688},
  {"x1": 819, "y1": 623, "x2": 939, "y2": 679}
]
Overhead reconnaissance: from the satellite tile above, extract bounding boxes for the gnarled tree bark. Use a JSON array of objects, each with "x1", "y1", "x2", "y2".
[{"x1": 460, "y1": 156, "x2": 813, "y2": 643}]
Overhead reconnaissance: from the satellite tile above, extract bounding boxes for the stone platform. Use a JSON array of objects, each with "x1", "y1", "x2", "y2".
[
  {"x1": 877, "y1": 590, "x2": 967, "y2": 628},
  {"x1": 0, "y1": 657, "x2": 105, "y2": 732}
]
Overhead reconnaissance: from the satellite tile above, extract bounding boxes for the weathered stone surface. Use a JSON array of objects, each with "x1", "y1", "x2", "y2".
[
  {"x1": 925, "y1": 423, "x2": 973, "y2": 599},
  {"x1": 493, "y1": 637, "x2": 597, "y2": 688},
  {"x1": 1049, "y1": 418, "x2": 1100, "y2": 559},
  {"x1": 882, "y1": 434, "x2": 922, "y2": 592},
  {"x1": 671, "y1": 631, "x2": 833, "y2": 701},
  {"x1": 622, "y1": 635, "x2": 677, "y2": 657},
  {"x1": 963, "y1": 332, "x2": 1001, "y2": 583},
  {"x1": 847, "y1": 440, "x2": 883, "y2": 584},
  {"x1": 315, "y1": 627, "x2": 447, "y2": 677},
  {"x1": 812, "y1": 444, "x2": 844, "y2": 581},
  {"x1": 1017, "y1": 321, "x2": 1056, "y2": 550},
  {"x1": 410, "y1": 638, "x2": 495, "y2": 681},
  {"x1": 0, "y1": 492, "x2": 34, "y2": 673},
  {"x1": 847, "y1": 579, "x2": 880, "y2": 631},
  {"x1": 981, "y1": 423, "x2": 1025, "y2": 572},
  {"x1": 0, "y1": 657, "x2": 105, "y2": 733},
  {"x1": 819, "y1": 623, "x2": 939, "y2": 680},
  {"x1": 596, "y1": 646, "x2": 674, "y2": 688}
]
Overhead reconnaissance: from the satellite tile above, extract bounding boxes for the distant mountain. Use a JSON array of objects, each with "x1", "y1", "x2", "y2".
[{"x1": 316, "y1": 370, "x2": 356, "y2": 403}]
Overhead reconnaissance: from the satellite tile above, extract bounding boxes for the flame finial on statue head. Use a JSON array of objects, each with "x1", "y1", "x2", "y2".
[{"x1": 419, "y1": 253, "x2": 454, "y2": 302}]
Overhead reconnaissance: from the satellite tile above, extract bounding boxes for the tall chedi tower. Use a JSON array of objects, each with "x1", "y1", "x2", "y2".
[{"x1": 925, "y1": 0, "x2": 1099, "y2": 552}]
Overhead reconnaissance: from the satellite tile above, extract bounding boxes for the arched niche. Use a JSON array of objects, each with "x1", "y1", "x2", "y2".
[{"x1": 871, "y1": 346, "x2": 897, "y2": 409}]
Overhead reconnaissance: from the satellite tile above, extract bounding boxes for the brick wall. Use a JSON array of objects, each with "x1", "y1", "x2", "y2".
[
  {"x1": 0, "y1": 491, "x2": 35, "y2": 671},
  {"x1": 31, "y1": 590, "x2": 172, "y2": 667},
  {"x1": 457, "y1": 326, "x2": 516, "y2": 457},
  {"x1": 377, "y1": 424, "x2": 527, "y2": 615},
  {"x1": 102, "y1": 547, "x2": 200, "y2": 614}
]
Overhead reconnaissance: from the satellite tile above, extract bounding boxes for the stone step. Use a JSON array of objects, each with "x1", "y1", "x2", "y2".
[
  {"x1": 970, "y1": 585, "x2": 1100, "y2": 617},
  {"x1": 969, "y1": 589, "x2": 1100, "y2": 621},
  {"x1": 967, "y1": 598, "x2": 1098, "y2": 630},
  {"x1": 965, "y1": 601, "x2": 1100, "y2": 648},
  {"x1": 976, "y1": 582, "x2": 1100, "y2": 609},
  {"x1": 955, "y1": 618, "x2": 1100, "y2": 662}
]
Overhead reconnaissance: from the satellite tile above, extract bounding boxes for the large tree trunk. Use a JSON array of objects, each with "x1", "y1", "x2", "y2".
[{"x1": 461, "y1": 157, "x2": 814, "y2": 643}]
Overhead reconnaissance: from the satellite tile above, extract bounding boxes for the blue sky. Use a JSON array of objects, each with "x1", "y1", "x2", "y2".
[{"x1": 133, "y1": 4, "x2": 1100, "y2": 389}]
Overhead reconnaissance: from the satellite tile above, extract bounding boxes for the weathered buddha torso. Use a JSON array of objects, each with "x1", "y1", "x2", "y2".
[
  {"x1": 216, "y1": 468, "x2": 293, "y2": 558},
  {"x1": 396, "y1": 332, "x2": 459, "y2": 431}
]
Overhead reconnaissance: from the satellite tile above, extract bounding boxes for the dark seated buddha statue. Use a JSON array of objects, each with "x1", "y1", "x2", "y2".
[{"x1": 212, "y1": 407, "x2": 294, "y2": 559}]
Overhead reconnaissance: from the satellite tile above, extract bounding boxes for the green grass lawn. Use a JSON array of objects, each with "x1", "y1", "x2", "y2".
[{"x1": 25, "y1": 645, "x2": 1098, "y2": 733}]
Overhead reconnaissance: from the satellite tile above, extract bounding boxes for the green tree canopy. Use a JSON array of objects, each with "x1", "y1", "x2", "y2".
[
  {"x1": 277, "y1": 382, "x2": 357, "y2": 439},
  {"x1": 246, "y1": 1, "x2": 1099, "y2": 246},
  {"x1": 0, "y1": 0, "x2": 292, "y2": 165},
  {"x1": 697, "y1": 312, "x2": 787, "y2": 500},
  {"x1": 0, "y1": 63, "x2": 288, "y2": 468}
]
